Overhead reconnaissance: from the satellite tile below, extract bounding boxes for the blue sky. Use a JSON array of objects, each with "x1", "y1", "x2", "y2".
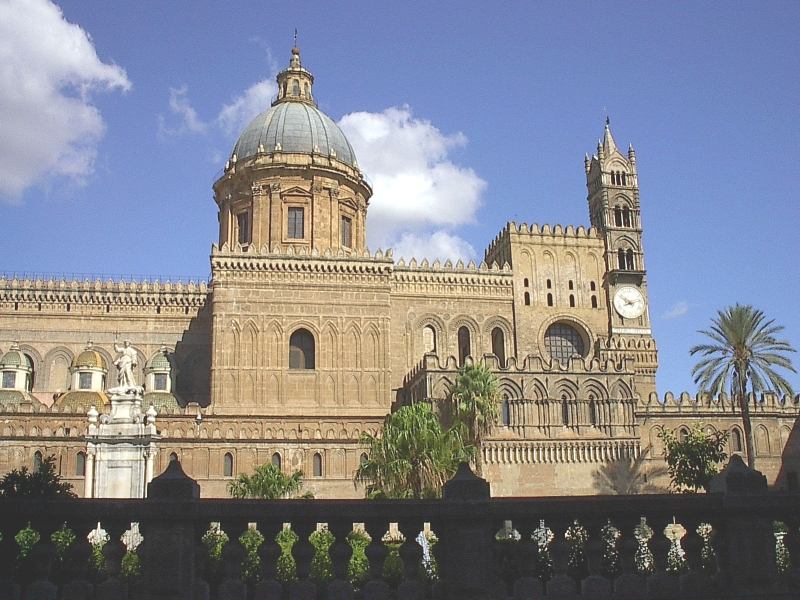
[{"x1": 1, "y1": 0, "x2": 798, "y2": 395}]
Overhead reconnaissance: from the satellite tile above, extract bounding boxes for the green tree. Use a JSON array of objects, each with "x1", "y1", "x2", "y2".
[
  {"x1": 227, "y1": 464, "x2": 304, "y2": 499},
  {"x1": 446, "y1": 363, "x2": 500, "y2": 476},
  {"x1": 690, "y1": 304, "x2": 796, "y2": 468},
  {"x1": 355, "y1": 402, "x2": 472, "y2": 498},
  {"x1": 0, "y1": 455, "x2": 75, "y2": 498},
  {"x1": 658, "y1": 425, "x2": 728, "y2": 492}
]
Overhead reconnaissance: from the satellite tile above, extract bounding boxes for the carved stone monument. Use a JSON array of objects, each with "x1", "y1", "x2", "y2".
[{"x1": 84, "y1": 342, "x2": 159, "y2": 498}]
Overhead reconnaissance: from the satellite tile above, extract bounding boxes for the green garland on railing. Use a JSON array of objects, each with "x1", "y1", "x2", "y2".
[
  {"x1": 565, "y1": 520, "x2": 588, "y2": 580},
  {"x1": 309, "y1": 526, "x2": 335, "y2": 584},
  {"x1": 239, "y1": 525, "x2": 264, "y2": 583},
  {"x1": 121, "y1": 551, "x2": 141, "y2": 580},
  {"x1": 774, "y1": 521, "x2": 791, "y2": 573},
  {"x1": 15, "y1": 523, "x2": 39, "y2": 561},
  {"x1": 664, "y1": 521, "x2": 688, "y2": 575},
  {"x1": 275, "y1": 526, "x2": 299, "y2": 584},
  {"x1": 532, "y1": 519, "x2": 554, "y2": 582},
  {"x1": 633, "y1": 517, "x2": 655, "y2": 575},
  {"x1": 347, "y1": 528, "x2": 371, "y2": 588},
  {"x1": 381, "y1": 527, "x2": 406, "y2": 587},
  {"x1": 696, "y1": 523, "x2": 717, "y2": 575},
  {"x1": 201, "y1": 523, "x2": 229, "y2": 575},
  {"x1": 87, "y1": 523, "x2": 109, "y2": 573},
  {"x1": 51, "y1": 523, "x2": 75, "y2": 562},
  {"x1": 417, "y1": 528, "x2": 439, "y2": 582},
  {"x1": 600, "y1": 520, "x2": 621, "y2": 578}
]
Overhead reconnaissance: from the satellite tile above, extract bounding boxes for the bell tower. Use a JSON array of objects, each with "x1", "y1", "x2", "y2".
[{"x1": 586, "y1": 119, "x2": 657, "y2": 398}]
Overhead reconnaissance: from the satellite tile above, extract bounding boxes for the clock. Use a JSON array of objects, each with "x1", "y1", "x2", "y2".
[{"x1": 613, "y1": 286, "x2": 645, "y2": 319}]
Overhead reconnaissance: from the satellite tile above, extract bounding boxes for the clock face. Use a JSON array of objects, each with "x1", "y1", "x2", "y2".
[{"x1": 613, "y1": 286, "x2": 645, "y2": 319}]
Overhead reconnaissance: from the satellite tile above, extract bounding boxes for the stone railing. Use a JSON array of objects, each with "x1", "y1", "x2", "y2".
[{"x1": 0, "y1": 457, "x2": 798, "y2": 599}]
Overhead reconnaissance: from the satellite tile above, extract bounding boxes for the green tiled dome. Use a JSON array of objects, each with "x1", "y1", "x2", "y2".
[
  {"x1": 146, "y1": 350, "x2": 171, "y2": 371},
  {"x1": 54, "y1": 390, "x2": 109, "y2": 412},
  {"x1": 73, "y1": 349, "x2": 107, "y2": 370},
  {"x1": 144, "y1": 391, "x2": 180, "y2": 412},
  {"x1": 0, "y1": 346, "x2": 32, "y2": 370}
]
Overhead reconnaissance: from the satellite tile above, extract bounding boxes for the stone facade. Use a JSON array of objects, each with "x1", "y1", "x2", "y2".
[{"x1": 0, "y1": 48, "x2": 797, "y2": 497}]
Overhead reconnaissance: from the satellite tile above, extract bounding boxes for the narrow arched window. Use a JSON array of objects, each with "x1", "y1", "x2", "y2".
[
  {"x1": 523, "y1": 278, "x2": 529, "y2": 287},
  {"x1": 491, "y1": 327, "x2": 506, "y2": 366},
  {"x1": 561, "y1": 396, "x2": 569, "y2": 426},
  {"x1": 622, "y1": 172, "x2": 627, "y2": 185},
  {"x1": 524, "y1": 291, "x2": 531, "y2": 306},
  {"x1": 223, "y1": 452, "x2": 234, "y2": 477},
  {"x1": 360, "y1": 452, "x2": 368, "y2": 466},
  {"x1": 626, "y1": 249, "x2": 635, "y2": 270},
  {"x1": 679, "y1": 427, "x2": 689, "y2": 442},
  {"x1": 589, "y1": 396, "x2": 598, "y2": 426},
  {"x1": 289, "y1": 328, "x2": 315, "y2": 369},
  {"x1": 547, "y1": 293, "x2": 553, "y2": 307},
  {"x1": 291, "y1": 80, "x2": 300, "y2": 96},
  {"x1": 569, "y1": 295, "x2": 575, "y2": 308},
  {"x1": 33, "y1": 451, "x2": 43, "y2": 470},
  {"x1": 272, "y1": 452, "x2": 282, "y2": 469},
  {"x1": 591, "y1": 295, "x2": 598, "y2": 309},
  {"x1": 614, "y1": 207, "x2": 622, "y2": 227},
  {"x1": 622, "y1": 207, "x2": 631, "y2": 228},
  {"x1": 76, "y1": 451, "x2": 86, "y2": 476},
  {"x1": 730, "y1": 429, "x2": 743, "y2": 453},
  {"x1": 313, "y1": 452, "x2": 323, "y2": 477},
  {"x1": 422, "y1": 325, "x2": 437, "y2": 354},
  {"x1": 501, "y1": 397, "x2": 511, "y2": 426},
  {"x1": 568, "y1": 280, "x2": 574, "y2": 290},
  {"x1": 590, "y1": 281, "x2": 596, "y2": 291},
  {"x1": 546, "y1": 279, "x2": 552, "y2": 289},
  {"x1": 618, "y1": 248, "x2": 626, "y2": 270},
  {"x1": 457, "y1": 326, "x2": 471, "y2": 365}
]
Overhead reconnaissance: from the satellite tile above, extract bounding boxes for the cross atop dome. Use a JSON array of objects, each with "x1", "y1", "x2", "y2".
[{"x1": 274, "y1": 44, "x2": 315, "y2": 106}]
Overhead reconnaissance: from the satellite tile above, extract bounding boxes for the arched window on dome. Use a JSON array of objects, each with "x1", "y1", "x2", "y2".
[
  {"x1": 292, "y1": 80, "x2": 300, "y2": 96},
  {"x1": 457, "y1": 327, "x2": 471, "y2": 366},
  {"x1": 491, "y1": 327, "x2": 506, "y2": 366},
  {"x1": 223, "y1": 453, "x2": 234, "y2": 477},
  {"x1": 289, "y1": 329, "x2": 315, "y2": 370}
]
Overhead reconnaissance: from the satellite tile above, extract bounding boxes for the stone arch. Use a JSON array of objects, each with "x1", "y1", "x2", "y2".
[
  {"x1": 42, "y1": 346, "x2": 74, "y2": 393},
  {"x1": 538, "y1": 314, "x2": 594, "y2": 363},
  {"x1": 344, "y1": 374, "x2": 360, "y2": 405},
  {"x1": 15, "y1": 344, "x2": 42, "y2": 391},
  {"x1": 611, "y1": 192, "x2": 634, "y2": 208},
  {"x1": 343, "y1": 324, "x2": 361, "y2": 369},
  {"x1": 484, "y1": 316, "x2": 512, "y2": 357},
  {"x1": 265, "y1": 321, "x2": 282, "y2": 368},
  {"x1": 322, "y1": 374, "x2": 336, "y2": 405},
  {"x1": 498, "y1": 378, "x2": 522, "y2": 399},
  {"x1": 243, "y1": 372, "x2": 256, "y2": 404},
  {"x1": 610, "y1": 379, "x2": 633, "y2": 399},
  {"x1": 225, "y1": 320, "x2": 241, "y2": 368},
  {"x1": 416, "y1": 314, "x2": 446, "y2": 357},
  {"x1": 433, "y1": 376, "x2": 453, "y2": 400},
  {"x1": 451, "y1": 315, "x2": 479, "y2": 362},
  {"x1": 613, "y1": 234, "x2": 640, "y2": 252},
  {"x1": 541, "y1": 250, "x2": 557, "y2": 291},
  {"x1": 554, "y1": 379, "x2": 579, "y2": 400},
  {"x1": 241, "y1": 320, "x2": 259, "y2": 368},
  {"x1": 364, "y1": 374, "x2": 378, "y2": 405},
  {"x1": 320, "y1": 322, "x2": 338, "y2": 370},
  {"x1": 527, "y1": 379, "x2": 547, "y2": 401},
  {"x1": 729, "y1": 426, "x2": 744, "y2": 453},
  {"x1": 362, "y1": 325, "x2": 380, "y2": 369},
  {"x1": 582, "y1": 378, "x2": 608, "y2": 400}
]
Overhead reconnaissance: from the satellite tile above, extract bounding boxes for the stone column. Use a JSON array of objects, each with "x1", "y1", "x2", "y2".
[
  {"x1": 84, "y1": 448, "x2": 95, "y2": 498},
  {"x1": 441, "y1": 462, "x2": 492, "y2": 600}
]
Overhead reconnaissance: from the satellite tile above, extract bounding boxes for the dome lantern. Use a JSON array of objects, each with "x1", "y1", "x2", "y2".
[{"x1": 274, "y1": 45, "x2": 315, "y2": 106}]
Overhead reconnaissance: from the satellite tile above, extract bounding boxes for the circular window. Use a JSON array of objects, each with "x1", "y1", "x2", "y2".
[{"x1": 544, "y1": 323, "x2": 586, "y2": 363}]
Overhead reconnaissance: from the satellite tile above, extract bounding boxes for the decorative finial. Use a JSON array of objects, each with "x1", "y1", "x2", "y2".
[
  {"x1": 606, "y1": 115, "x2": 611, "y2": 126},
  {"x1": 294, "y1": 28, "x2": 298, "y2": 47}
]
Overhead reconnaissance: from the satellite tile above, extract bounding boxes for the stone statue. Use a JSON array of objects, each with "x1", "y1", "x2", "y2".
[{"x1": 114, "y1": 340, "x2": 138, "y2": 388}]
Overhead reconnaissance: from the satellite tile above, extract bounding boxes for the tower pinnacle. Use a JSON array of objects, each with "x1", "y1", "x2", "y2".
[{"x1": 274, "y1": 45, "x2": 315, "y2": 106}]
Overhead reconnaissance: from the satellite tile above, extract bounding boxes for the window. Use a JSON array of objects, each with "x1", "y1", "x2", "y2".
[
  {"x1": 523, "y1": 278, "x2": 529, "y2": 287},
  {"x1": 223, "y1": 453, "x2": 234, "y2": 477},
  {"x1": 589, "y1": 396, "x2": 598, "y2": 426},
  {"x1": 340, "y1": 215, "x2": 352, "y2": 247},
  {"x1": 591, "y1": 295, "x2": 598, "y2": 309},
  {"x1": 422, "y1": 325, "x2": 436, "y2": 354},
  {"x1": 614, "y1": 207, "x2": 622, "y2": 227},
  {"x1": 491, "y1": 328, "x2": 506, "y2": 365},
  {"x1": 544, "y1": 323, "x2": 586, "y2": 363},
  {"x1": 590, "y1": 281, "x2": 596, "y2": 291},
  {"x1": 289, "y1": 329, "x2": 315, "y2": 369},
  {"x1": 237, "y1": 212, "x2": 251, "y2": 245},
  {"x1": 524, "y1": 292, "x2": 531, "y2": 306},
  {"x1": 679, "y1": 427, "x2": 689, "y2": 442},
  {"x1": 626, "y1": 249, "x2": 635, "y2": 270},
  {"x1": 730, "y1": 428, "x2": 743, "y2": 453},
  {"x1": 618, "y1": 248, "x2": 635, "y2": 270},
  {"x1": 1, "y1": 371, "x2": 14, "y2": 388},
  {"x1": 561, "y1": 396, "x2": 569, "y2": 426},
  {"x1": 622, "y1": 208, "x2": 632, "y2": 228},
  {"x1": 33, "y1": 451, "x2": 43, "y2": 470},
  {"x1": 76, "y1": 451, "x2": 86, "y2": 476},
  {"x1": 457, "y1": 327, "x2": 471, "y2": 365},
  {"x1": 569, "y1": 295, "x2": 575, "y2": 308},
  {"x1": 288, "y1": 207, "x2": 305, "y2": 239},
  {"x1": 546, "y1": 279, "x2": 552, "y2": 289},
  {"x1": 79, "y1": 372, "x2": 92, "y2": 390},
  {"x1": 292, "y1": 80, "x2": 300, "y2": 96},
  {"x1": 546, "y1": 293, "x2": 553, "y2": 307},
  {"x1": 313, "y1": 452, "x2": 323, "y2": 477},
  {"x1": 272, "y1": 452, "x2": 282, "y2": 469},
  {"x1": 568, "y1": 280, "x2": 574, "y2": 290},
  {"x1": 153, "y1": 373, "x2": 168, "y2": 391}
]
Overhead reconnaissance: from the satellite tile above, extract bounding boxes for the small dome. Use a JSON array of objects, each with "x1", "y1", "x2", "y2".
[
  {"x1": 232, "y1": 102, "x2": 357, "y2": 167},
  {"x1": 146, "y1": 349, "x2": 172, "y2": 371},
  {"x1": 0, "y1": 346, "x2": 32, "y2": 370},
  {"x1": 73, "y1": 349, "x2": 107, "y2": 370},
  {"x1": 144, "y1": 392, "x2": 180, "y2": 412},
  {"x1": 54, "y1": 390, "x2": 110, "y2": 412}
]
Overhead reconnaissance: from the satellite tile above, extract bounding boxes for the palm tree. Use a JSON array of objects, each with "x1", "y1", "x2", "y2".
[
  {"x1": 227, "y1": 463, "x2": 304, "y2": 499},
  {"x1": 591, "y1": 446, "x2": 668, "y2": 495},
  {"x1": 446, "y1": 363, "x2": 500, "y2": 476},
  {"x1": 690, "y1": 304, "x2": 796, "y2": 468},
  {"x1": 355, "y1": 402, "x2": 472, "y2": 498}
]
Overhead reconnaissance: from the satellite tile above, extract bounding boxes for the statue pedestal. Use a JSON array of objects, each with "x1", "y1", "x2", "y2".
[{"x1": 86, "y1": 389, "x2": 159, "y2": 498}]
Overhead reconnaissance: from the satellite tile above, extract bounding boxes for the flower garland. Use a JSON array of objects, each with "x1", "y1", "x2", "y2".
[
  {"x1": 347, "y1": 527, "x2": 371, "y2": 588},
  {"x1": 664, "y1": 520, "x2": 687, "y2": 575},
  {"x1": 87, "y1": 522, "x2": 109, "y2": 573},
  {"x1": 565, "y1": 519, "x2": 589, "y2": 580},
  {"x1": 600, "y1": 520, "x2": 621, "y2": 578},
  {"x1": 239, "y1": 523, "x2": 264, "y2": 583},
  {"x1": 309, "y1": 524, "x2": 335, "y2": 585},
  {"x1": 275, "y1": 525, "x2": 299, "y2": 584},
  {"x1": 633, "y1": 517, "x2": 654, "y2": 575},
  {"x1": 532, "y1": 519, "x2": 554, "y2": 582},
  {"x1": 696, "y1": 523, "x2": 717, "y2": 575}
]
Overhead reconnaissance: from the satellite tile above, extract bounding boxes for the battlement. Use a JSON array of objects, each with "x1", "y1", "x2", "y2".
[
  {"x1": 0, "y1": 274, "x2": 208, "y2": 308},
  {"x1": 644, "y1": 390, "x2": 800, "y2": 413},
  {"x1": 485, "y1": 221, "x2": 602, "y2": 262}
]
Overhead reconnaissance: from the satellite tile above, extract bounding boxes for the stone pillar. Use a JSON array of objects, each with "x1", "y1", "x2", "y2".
[
  {"x1": 709, "y1": 454, "x2": 775, "y2": 593},
  {"x1": 145, "y1": 459, "x2": 200, "y2": 600},
  {"x1": 84, "y1": 449, "x2": 95, "y2": 498},
  {"x1": 441, "y1": 462, "x2": 492, "y2": 600}
]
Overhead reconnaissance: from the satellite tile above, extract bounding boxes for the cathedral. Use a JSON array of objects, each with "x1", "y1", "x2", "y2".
[{"x1": 1, "y1": 47, "x2": 797, "y2": 498}]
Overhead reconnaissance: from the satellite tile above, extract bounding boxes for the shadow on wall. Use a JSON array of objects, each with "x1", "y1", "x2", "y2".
[
  {"x1": 592, "y1": 445, "x2": 668, "y2": 494},
  {"x1": 775, "y1": 414, "x2": 800, "y2": 491},
  {"x1": 173, "y1": 302, "x2": 212, "y2": 408}
]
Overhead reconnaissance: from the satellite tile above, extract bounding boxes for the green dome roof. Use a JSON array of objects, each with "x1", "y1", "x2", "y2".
[
  {"x1": 232, "y1": 101, "x2": 357, "y2": 167},
  {"x1": 0, "y1": 346, "x2": 32, "y2": 370},
  {"x1": 147, "y1": 350, "x2": 172, "y2": 371}
]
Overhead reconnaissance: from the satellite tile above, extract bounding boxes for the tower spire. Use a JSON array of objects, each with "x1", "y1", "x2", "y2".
[
  {"x1": 602, "y1": 117, "x2": 617, "y2": 154},
  {"x1": 274, "y1": 42, "x2": 315, "y2": 106}
]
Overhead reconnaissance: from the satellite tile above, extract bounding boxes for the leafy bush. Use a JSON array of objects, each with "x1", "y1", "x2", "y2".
[
  {"x1": 15, "y1": 523, "x2": 40, "y2": 560},
  {"x1": 309, "y1": 526, "x2": 334, "y2": 584},
  {"x1": 0, "y1": 456, "x2": 75, "y2": 498},
  {"x1": 347, "y1": 529, "x2": 371, "y2": 588},
  {"x1": 275, "y1": 526, "x2": 298, "y2": 584},
  {"x1": 201, "y1": 522, "x2": 229, "y2": 575},
  {"x1": 239, "y1": 525, "x2": 264, "y2": 583},
  {"x1": 659, "y1": 424, "x2": 728, "y2": 492},
  {"x1": 51, "y1": 523, "x2": 76, "y2": 562}
]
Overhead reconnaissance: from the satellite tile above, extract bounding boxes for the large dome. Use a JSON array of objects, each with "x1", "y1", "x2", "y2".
[{"x1": 232, "y1": 101, "x2": 357, "y2": 167}]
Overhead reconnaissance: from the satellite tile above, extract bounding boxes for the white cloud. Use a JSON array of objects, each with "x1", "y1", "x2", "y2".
[
  {"x1": 663, "y1": 301, "x2": 689, "y2": 320},
  {"x1": 0, "y1": 0, "x2": 130, "y2": 200},
  {"x1": 392, "y1": 230, "x2": 477, "y2": 263},
  {"x1": 339, "y1": 107, "x2": 486, "y2": 260},
  {"x1": 158, "y1": 86, "x2": 208, "y2": 138},
  {"x1": 218, "y1": 79, "x2": 277, "y2": 135}
]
